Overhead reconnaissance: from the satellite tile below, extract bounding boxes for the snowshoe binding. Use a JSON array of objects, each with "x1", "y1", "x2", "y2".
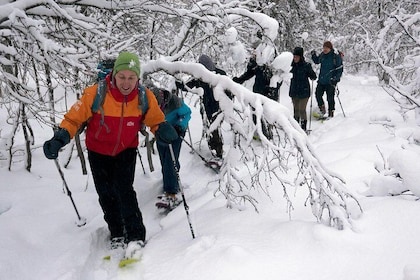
[
  {"x1": 155, "y1": 193, "x2": 182, "y2": 213},
  {"x1": 119, "y1": 240, "x2": 144, "y2": 268},
  {"x1": 312, "y1": 111, "x2": 328, "y2": 121}
]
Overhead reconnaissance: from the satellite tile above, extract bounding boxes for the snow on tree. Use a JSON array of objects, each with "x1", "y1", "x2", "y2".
[
  {"x1": 0, "y1": 1, "x2": 365, "y2": 229},
  {"x1": 0, "y1": 0, "x2": 122, "y2": 170},
  {"x1": 343, "y1": 1, "x2": 420, "y2": 199},
  {"x1": 143, "y1": 57, "x2": 362, "y2": 230}
]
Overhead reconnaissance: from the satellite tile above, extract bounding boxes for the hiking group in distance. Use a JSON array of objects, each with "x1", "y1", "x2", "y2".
[{"x1": 42, "y1": 38, "x2": 344, "y2": 263}]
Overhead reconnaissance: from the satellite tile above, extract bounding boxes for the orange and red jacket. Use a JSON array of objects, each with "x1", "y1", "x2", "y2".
[{"x1": 60, "y1": 76, "x2": 165, "y2": 156}]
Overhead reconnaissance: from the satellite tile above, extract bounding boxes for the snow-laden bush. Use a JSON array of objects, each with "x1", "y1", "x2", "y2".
[{"x1": 369, "y1": 148, "x2": 420, "y2": 198}]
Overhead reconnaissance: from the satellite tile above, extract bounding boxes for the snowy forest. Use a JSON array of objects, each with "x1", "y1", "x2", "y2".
[{"x1": 0, "y1": 0, "x2": 419, "y2": 228}]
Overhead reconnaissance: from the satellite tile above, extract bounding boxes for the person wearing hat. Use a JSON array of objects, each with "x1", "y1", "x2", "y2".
[
  {"x1": 289, "y1": 47, "x2": 317, "y2": 132},
  {"x1": 233, "y1": 44, "x2": 279, "y2": 140},
  {"x1": 148, "y1": 87, "x2": 191, "y2": 210},
  {"x1": 311, "y1": 41, "x2": 343, "y2": 118},
  {"x1": 176, "y1": 54, "x2": 225, "y2": 161},
  {"x1": 43, "y1": 51, "x2": 178, "y2": 255}
]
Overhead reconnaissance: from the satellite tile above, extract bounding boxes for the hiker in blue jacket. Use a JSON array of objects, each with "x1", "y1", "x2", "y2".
[
  {"x1": 311, "y1": 41, "x2": 343, "y2": 118},
  {"x1": 152, "y1": 88, "x2": 192, "y2": 209}
]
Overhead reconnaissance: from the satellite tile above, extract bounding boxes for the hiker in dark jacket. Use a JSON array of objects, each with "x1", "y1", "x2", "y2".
[
  {"x1": 152, "y1": 88, "x2": 191, "y2": 209},
  {"x1": 289, "y1": 47, "x2": 317, "y2": 132},
  {"x1": 43, "y1": 52, "x2": 178, "y2": 254},
  {"x1": 233, "y1": 53, "x2": 279, "y2": 140},
  {"x1": 311, "y1": 41, "x2": 343, "y2": 118},
  {"x1": 233, "y1": 55, "x2": 275, "y2": 99},
  {"x1": 176, "y1": 54, "x2": 225, "y2": 160}
]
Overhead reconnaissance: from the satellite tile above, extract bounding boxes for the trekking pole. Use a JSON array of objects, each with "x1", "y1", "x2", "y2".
[
  {"x1": 178, "y1": 87, "x2": 194, "y2": 154},
  {"x1": 336, "y1": 86, "x2": 346, "y2": 117},
  {"x1": 181, "y1": 137, "x2": 219, "y2": 174},
  {"x1": 136, "y1": 148, "x2": 146, "y2": 174},
  {"x1": 168, "y1": 143, "x2": 196, "y2": 239},
  {"x1": 54, "y1": 158, "x2": 87, "y2": 227},
  {"x1": 307, "y1": 80, "x2": 314, "y2": 135}
]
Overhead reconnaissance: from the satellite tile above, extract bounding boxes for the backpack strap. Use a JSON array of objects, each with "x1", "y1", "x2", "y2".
[
  {"x1": 92, "y1": 79, "x2": 107, "y2": 112},
  {"x1": 91, "y1": 81, "x2": 149, "y2": 127},
  {"x1": 138, "y1": 84, "x2": 149, "y2": 124},
  {"x1": 91, "y1": 79, "x2": 108, "y2": 129}
]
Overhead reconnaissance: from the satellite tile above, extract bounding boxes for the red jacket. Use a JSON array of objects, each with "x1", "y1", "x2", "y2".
[{"x1": 60, "y1": 76, "x2": 165, "y2": 156}]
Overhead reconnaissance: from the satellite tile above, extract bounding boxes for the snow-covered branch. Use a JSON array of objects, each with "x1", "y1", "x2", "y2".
[{"x1": 143, "y1": 59, "x2": 362, "y2": 229}]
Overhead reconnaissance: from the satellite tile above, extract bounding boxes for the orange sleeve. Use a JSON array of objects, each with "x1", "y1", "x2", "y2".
[
  {"x1": 143, "y1": 88, "x2": 165, "y2": 134},
  {"x1": 59, "y1": 85, "x2": 97, "y2": 138}
]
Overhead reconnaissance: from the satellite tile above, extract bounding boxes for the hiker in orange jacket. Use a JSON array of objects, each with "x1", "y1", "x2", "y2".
[{"x1": 43, "y1": 51, "x2": 178, "y2": 253}]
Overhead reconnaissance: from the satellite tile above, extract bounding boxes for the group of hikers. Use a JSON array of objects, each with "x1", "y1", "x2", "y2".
[{"x1": 42, "y1": 40, "x2": 343, "y2": 256}]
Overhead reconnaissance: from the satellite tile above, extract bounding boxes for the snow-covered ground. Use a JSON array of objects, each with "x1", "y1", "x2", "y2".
[{"x1": 1, "y1": 74, "x2": 420, "y2": 280}]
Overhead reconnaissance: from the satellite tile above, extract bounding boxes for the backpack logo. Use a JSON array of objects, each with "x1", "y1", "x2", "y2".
[{"x1": 127, "y1": 121, "x2": 135, "y2": 127}]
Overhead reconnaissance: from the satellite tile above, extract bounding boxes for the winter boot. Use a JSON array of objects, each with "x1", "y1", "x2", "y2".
[
  {"x1": 155, "y1": 193, "x2": 181, "y2": 210},
  {"x1": 319, "y1": 105, "x2": 326, "y2": 115},
  {"x1": 301, "y1": 120, "x2": 307, "y2": 132},
  {"x1": 108, "y1": 236, "x2": 126, "y2": 260},
  {"x1": 110, "y1": 237, "x2": 126, "y2": 250},
  {"x1": 125, "y1": 240, "x2": 145, "y2": 260},
  {"x1": 328, "y1": 110, "x2": 334, "y2": 118}
]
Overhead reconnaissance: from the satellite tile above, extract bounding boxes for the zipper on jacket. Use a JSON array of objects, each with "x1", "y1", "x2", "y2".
[{"x1": 112, "y1": 96, "x2": 126, "y2": 155}]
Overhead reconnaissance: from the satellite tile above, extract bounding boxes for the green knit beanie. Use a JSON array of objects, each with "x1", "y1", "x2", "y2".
[{"x1": 112, "y1": 51, "x2": 141, "y2": 78}]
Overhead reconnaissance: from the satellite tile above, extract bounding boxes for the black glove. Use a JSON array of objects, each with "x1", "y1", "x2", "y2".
[
  {"x1": 330, "y1": 78, "x2": 338, "y2": 86},
  {"x1": 174, "y1": 125, "x2": 186, "y2": 137},
  {"x1": 43, "y1": 128, "x2": 70, "y2": 159},
  {"x1": 175, "y1": 81, "x2": 185, "y2": 91},
  {"x1": 232, "y1": 77, "x2": 241, "y2": 83},
  {"x1": 156, "y1": 121, "x2": 178, "y2": 144}
]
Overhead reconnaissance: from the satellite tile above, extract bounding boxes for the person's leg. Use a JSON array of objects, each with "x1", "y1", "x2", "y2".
[
  {"x1": 112, "y1": 148, "x2": 146, "y2": 242},
  {"x1": 88, "y1": 150, "x2": 124, "y2": 239},
  {"x1": 326, "y1": 85, "x2": 336, "y2": 117},
  {"x1": 298, "y1": 97, "x2": 309, "y2": 131},
  {"x1": 292, "y1": 97, "x2": 300, "y2": 123},
  {"x1": 261, "y1": 120, "x2": 273, "y2": 140},
  {"x1": 156, "y1": 136, "x2": 182, "y2": 195},
  {"x1": 298, "y1": 97, "x2": 310, "y2": 121},
  {"x1": 315, "y1": 84, "x2": 326, "y2": 114},
  {"x1": 208, "y1": 118, "x2": 223, "y2": 158}
]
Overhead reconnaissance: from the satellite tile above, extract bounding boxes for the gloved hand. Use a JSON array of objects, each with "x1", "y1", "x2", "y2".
[
  {"x1": 156, "y1": 121, "x2": 178, "y2": 144},
  {"x1": 174, "y1": 125, "x2": 186, "y2": 137},
  {"x1": 43, "y1": 128, "x2": 70, "y2": 159},
  {"x1": 330, "y1": 78, "x2": 338, "y2": 86},
  {"x1": 175, "y1": 80, "x2": 184, "y2": 90},
  {"x1": 311, "y1": 50, "x2": 316, "y2": 56},
  {"x1": 232, "y1": 77, "x2": 241, "y2": 83}
]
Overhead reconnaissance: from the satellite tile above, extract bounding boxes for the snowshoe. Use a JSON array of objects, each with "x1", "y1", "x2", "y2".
[
  {"x1": 103, "y1": 237, "x2": 126, "y2": 262},
  {"x1": 205, "y1": 157, "x2": 222, "y2": 172},
  {"x1": 312, "y1": 111, "x2": 328, "y2": 121},
  {"x1": 155, "y1": 193, "x2": 182, "y2": 211},
  {"x1": 119, "y1": 240, "x2": 144, "y2": 268},
  {"x1": 110, "y1": 237, "x2": 126, "y2": 250}
]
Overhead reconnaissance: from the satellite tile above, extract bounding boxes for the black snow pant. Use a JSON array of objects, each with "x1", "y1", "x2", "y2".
[
  {"x1": 88, "y1": 148, "x2": 146, "y2": 242},
  {"x1": 315, "y1": 84, "x2": 336, "y2": 111}
]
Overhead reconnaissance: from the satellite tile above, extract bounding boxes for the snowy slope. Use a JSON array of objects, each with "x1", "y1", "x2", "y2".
[{"x1": 1, "y1": 74, "x2": 420, "y2": 280}]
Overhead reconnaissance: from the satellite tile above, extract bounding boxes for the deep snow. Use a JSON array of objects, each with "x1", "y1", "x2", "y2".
[{"x1": 1, "y1": 74, "x2": 420, "y2": 280}]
